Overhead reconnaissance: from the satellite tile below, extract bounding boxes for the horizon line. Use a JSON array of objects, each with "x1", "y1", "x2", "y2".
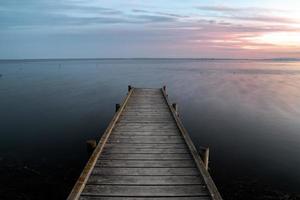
[{"x1": 1, "y1": 57, "x2": 300, "y2": 61}]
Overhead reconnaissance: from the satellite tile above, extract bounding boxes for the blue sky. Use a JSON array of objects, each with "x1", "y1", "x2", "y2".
[{"x1": 1, "y1": 0, "x2": 300, "y2": 59}]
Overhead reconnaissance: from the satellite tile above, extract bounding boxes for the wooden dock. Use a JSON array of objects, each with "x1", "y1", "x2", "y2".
[{"x1": 68, "y1": 86, "x2": 222, "y2": 200}]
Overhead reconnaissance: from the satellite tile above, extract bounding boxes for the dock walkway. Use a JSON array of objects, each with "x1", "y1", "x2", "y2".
[{"x1": 68, "y1": 87, "x2": 222, "y2": 200}]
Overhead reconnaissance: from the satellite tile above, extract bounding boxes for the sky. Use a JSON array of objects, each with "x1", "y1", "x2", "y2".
[{"x1": 1, "y1": 0, "x2": 300, "y2": 59}]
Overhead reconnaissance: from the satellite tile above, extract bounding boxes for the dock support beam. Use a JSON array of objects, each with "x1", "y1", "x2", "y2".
[
  {"x1": 199, "y1": 147, "x2": 209, "y2": 170},
  {"x1": 115, "y1": 103, "x2": 120, "y2": 112}
]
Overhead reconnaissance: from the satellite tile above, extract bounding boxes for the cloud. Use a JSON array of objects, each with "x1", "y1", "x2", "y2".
[
  {"x1": 0, "y1": 1, "x2": 182, "y2": 31},
  {"x1": 198, "y1": 5, "x2": 244, "y2": 12},
  {"x1": 132, "y1": 9, "x2": 188, "y2": 18},
  {"x1": 197, "y1": 5, "x2": 284, "y2": 13},
  {"x1": 129, "y1": 15, "x2": 177, "y2": 23},
  {"x1": 197, "y1": 5, "x2": 297, "y2": 24},
  {"x1": 1, "y1": 1, "x2": 300, "y2": 58}
]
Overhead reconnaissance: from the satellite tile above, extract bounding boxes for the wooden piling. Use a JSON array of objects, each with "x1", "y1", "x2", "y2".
[
  {"x1": 172, "y1": 103, "x2": 178, "y2": 115},
  {"x1": 115, "y1": 103, "x2": 120, "y2": 112},
  {"x1": 199, "y1": 147, "x2": 210, "y2": 170},
  {"x1": 86, "y1": 140, "x2": 97, "y2": 154},
  {"x1": 128, "y1": 85, "x2": 132, "y2": 92}
]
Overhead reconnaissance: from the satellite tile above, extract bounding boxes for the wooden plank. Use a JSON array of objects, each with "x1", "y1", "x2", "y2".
[
  {"x1": 104, "y1": 143, "x2": 187, "y2": 149},
  {"x1": 118, "y1": 122, "x2": 176, "y2": 124},
  {"x1": 120, "y1": 118, "x2": 173, "y2": 121},
  {"x1": 116, "y1": 122, "x2": 176, "y2": 125},
  {"x1": 107, "y1": 138, "x2": 184, "y2": 144},
  {"x1": 124, "y1": 107, "x2": 170, "y2": 110},
  {"x1": 125, "y1": 105, "x2": 168, "y2": 107},
  {"x1": 99, "y1": 153, "x2": 192, "y2": 160},
  {"x1": 95, "y1": 160, "x2": 196, "y2": 168},
  {"x1": 102, "y1": 148, "x2": 188, "y2": 154},
  {"x1": 127, "y1": 99, "x2": 166, "y2": 102},
  {"x1": 80, "y1": 197, "x2": 211, "y2": 200},
  {"x1": 92, "y1": 167, "x2": 200, "y2": 176},
  {"x1": 114, "y1": 126, "x2": 178, "y2": 130},
  {"x1": 115, "y1": 123, "x2": 177, "y2": 128},
  {"x1": 81, "y1": 185, "x2": 208, "y2": 197},
  {"x1": 126, "y1": 101, "x2": 167, "y2": 104},
  {"x1": 111, "y1": 134, "x2": 180, "y2": 137},
  {"x1": 121, "y1": 114, "x2": 171, "y2": 117},
  {"x1": 108, "y1": 135, "x2": 182, "y2": 141},
  {"x1": 108, "y1": 137, "x2": 182, "y2": 142},
  {"x1": 126, "y1": 105, "x2": 168, "y2": 107},
  {"x1": 123, "y1": 109, "x2": 169, "y2": 111},
  {"x1": 87, "y1": 175, "x2": 203, "y2": 185},
  {"x1": 112, "y1": 130, "x2": 180, "y2": 133},
  {"x1": 120, "y1": 116, "x2": 173, "y2": 119},
  {"x1": 113, "y1": 128, "x2": 179, "y2": 132},
  {"x1": 124, "y1": 107, "x2": 169, "y2": 109},
  {"x1": 112, "y1": 132, "x2": 180, "y2": 136}
]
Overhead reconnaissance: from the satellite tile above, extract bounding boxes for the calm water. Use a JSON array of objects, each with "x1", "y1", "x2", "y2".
[{"x1": 0, "y1": 59, "x2": 300, "y2": 199}]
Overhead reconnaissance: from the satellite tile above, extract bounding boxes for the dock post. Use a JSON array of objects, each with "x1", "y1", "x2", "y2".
[
  {"x1": 128, "y1": 85, "x2": 132, "y2": 92},
  {"x1": 172, "y1": 103, "x2": 178, "y2": 115},
  {"x1": 162, "y1": 85, "x2": 168, "y2": 98},
  {"x1": 86, "y1": 140, "x2": 97, "y2": 154},
  {"x1": 115, "y1": 103, "x2": 120, "y2": 112},
  {"x1": 199, "y1": 147, "x2": 209, "y2": 170},
  {"x1": 204, "y1": 147, "x2": 209, "y2": 170}
]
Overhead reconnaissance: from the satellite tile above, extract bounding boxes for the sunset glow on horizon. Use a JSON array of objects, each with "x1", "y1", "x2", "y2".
[{"x1": 1, "y1": 0, "x2": 300, "y2": 59}]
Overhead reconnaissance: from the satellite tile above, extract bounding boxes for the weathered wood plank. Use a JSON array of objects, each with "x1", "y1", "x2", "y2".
[
  {"x1": 107, "y1": 142, "x2": 184, "y2": 145},
  {"x1": 95, "y1": 160, "x2": 195, "y2": 168},
  {"x1": 87, "y1": 175, "x2": 203, "y2": 185},
  {"x1": 121, "y1": 115, "x2": 171, "y2": 117},
  {"x1": 109, "y1": 135, "x2": 181, "y2": 139},
  {"x1": 104, "y1": 143, "x2": 187, "y2": 148},
  {"x1": 102, "y1": 148, "x2": 188, "y2": 154},
  {"x1": 82, "y1": 185, "x2": 208, "y2": 197},
  {"x1": 113, "y1": 128, "x2": 179, "y2": 132},
  {"x1": 113, "y1": 130, "x2": 180, "y2": 133},
  {"x1": 120, "y1": 116, "x2": 173, "y2": 120},
  {"x1": 100, "y1": 153, "x2": 192, "y2": 160},
  {"x1": 112, "y1": 131, "x2": 180, "y2": 136},
  {"x1": 80, "y1": 197, "x2": 211, "y2": 200},
  {"x1": 115, "y1": 123, "x2": 177, "y2": 128},
  {"x1": 92, "y1": 167, "x2": 200, "y2": 176},
  {"x1": 108, "y1": 137, "x2": 183, "y2": 144}
]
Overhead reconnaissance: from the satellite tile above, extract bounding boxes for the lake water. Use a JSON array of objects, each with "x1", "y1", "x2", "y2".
[{"x1": 0, "y1": 59, "x2": 300, "y2": 199}]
